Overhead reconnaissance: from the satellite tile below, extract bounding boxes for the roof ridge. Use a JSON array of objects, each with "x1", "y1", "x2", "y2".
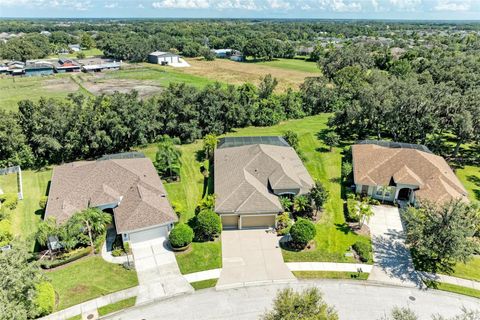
[
  {"x1": 362, "y1": 147, "x2": 401, "y2": 182},
  {"x1": 242, "y1": 169, "x2": 282, "y2": 210}
]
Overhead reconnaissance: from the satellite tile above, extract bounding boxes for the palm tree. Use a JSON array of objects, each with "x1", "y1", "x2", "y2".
[
  {"x1": 358, "y1": 200, "x2": 374, "y2": 228},
  {"x1": 69, "y1": 208, "x2": 111, "y2": 249}
]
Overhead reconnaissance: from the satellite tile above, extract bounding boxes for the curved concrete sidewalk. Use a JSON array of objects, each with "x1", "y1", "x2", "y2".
[{"x1": 421, "y1": 272, "x2": 480, "y2": 291}]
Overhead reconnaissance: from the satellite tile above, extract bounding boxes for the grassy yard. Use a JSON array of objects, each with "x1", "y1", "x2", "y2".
[
  {"x1": 456, "y1": 165, "x2": 480, "y2": 202},
  {"x1": 293, "y1": 271, "x2": 369, "y2": 280},
  {"x1": 427, "y1": 282, "x2": 480, "y2": 299},
  {"x1": 0, "y1": 74, "x2": 81, "y2": 112},
  {"x1": 44, "y1": 256, "x2": 138, "y2": 311},
  {"x1": 449, "y1": 256, "x2": 480, "y2": 282},
  {"x1": 175, "y1": 241, "x2": 222, "y2": 274},
  {"x1": 97, "y1": 297, "x2": 136, "y2": 316},
  {"x1": 190, "y1": 278, "x2": 218, "y2": 290},
  {"x1": 48, "y1": 48, "x2": 103, "y2": 59},
  {"x1": 253, "y1": 58, "x2": 320, "y2": 74},
  {"x1": 0, "y1": 169, "x2": 52, "y2": 250}
]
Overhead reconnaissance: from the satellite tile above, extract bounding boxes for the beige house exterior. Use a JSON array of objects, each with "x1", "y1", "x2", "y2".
[
  {"x1": 214, "y1": 136, "x2": 314, "y2": 229},
  {"x1": 352, "y1": 141, "x2": 468, "y2": 205}
]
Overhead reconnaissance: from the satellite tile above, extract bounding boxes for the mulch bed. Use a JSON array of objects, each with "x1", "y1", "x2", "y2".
[{"x1": 348, "y1": 222, "x2": 370, "y2": 237}]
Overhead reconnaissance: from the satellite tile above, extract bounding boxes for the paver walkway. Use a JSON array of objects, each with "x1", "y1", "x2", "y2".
[
  {"x1": 367, "y1": 205, "x2": 423, "y2": 287},
  {"x1": 216, "y1": 229, "x2": 296, "y2": 289},
  {"x1": 131, "y1": 237, "x2": 193, "y2": 304}
]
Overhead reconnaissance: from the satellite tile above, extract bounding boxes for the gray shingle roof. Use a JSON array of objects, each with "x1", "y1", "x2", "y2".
[
  {"x1": 45, "y1": 158, "x2": 177, "y2": 233},
  {"x1": 215, "y1": 143, "x2": 314, "y2": 214}
]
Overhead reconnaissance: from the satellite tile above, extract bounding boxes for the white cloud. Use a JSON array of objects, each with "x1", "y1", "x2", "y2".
[
  {"x1": 152, "y1": 0, "x2": 209, "y2": 8},
  {"x1": 216, "y1": 0, "x2": 260, "y2": 10},
  {"x1": 138, "y1": 3, "x2": 145, "y2": 7},
  {"x1": 105, "y1": 2, "x2": 118, "y2": 8},
  {"x1": 434, "y1": 0, "x2": 470, "y2": 11},
  {"x1": 371, "y1": 0, "x2": 379, "y2": 11},
  {"x1": 389, "y1": 0, "x2": 421, "y2": 10},
  {"x1": 267, "y1": 0, "x2": 291, "y2": 9},
  {"x1": 330, "y1": 0, "x2": 361, "y2": 11}
]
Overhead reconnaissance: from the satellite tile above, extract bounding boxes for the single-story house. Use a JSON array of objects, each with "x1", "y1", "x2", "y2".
[
  {"x1": 215, "y1": 136, "x2": 314, "y2": 229},
  {"x1": 81, "y1": 60, "x2": 121, "y2": 72},
  {"x1": 148, "y1": 51, "x2": 180, "y2": 65},
  {"x1": 212, "y1": 48, "x2": 244, "y2": 61},
  {"x1": 68, "y1": 44, "x2": 81, "y2": 52},
  {"x1": 352, "y1": 140, "x2": 468, "y2": 205},
  {"x1": 54, "y1": 59, "x2": 81, "y2": 73},
  {"x1": 44, "y1": 154, "x2": 178, "y2": 244},
  {"x1": 25, "y1": 61, "x2": 54, "y2": 76},
  {"x1": 6, "y1": 61, "x2": 25, "y2": 75}
]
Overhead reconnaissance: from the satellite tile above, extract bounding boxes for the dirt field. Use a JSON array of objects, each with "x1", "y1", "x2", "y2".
[
  {"x1": 81, "y1": 74, "x2": 163, "y2": 98},
  {"x1": 179, "y1": 58, "x2": 317, "y2": 91}
]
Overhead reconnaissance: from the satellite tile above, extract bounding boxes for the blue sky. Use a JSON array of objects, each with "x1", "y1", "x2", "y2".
[{"x1": 0, "y1": 0, "x2": 479, "y2": 19}]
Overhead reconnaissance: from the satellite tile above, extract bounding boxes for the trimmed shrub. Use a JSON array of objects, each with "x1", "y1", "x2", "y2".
[
  {"x1": 290, "y1": 218, "x2": 316, "y2": 247},
  {"x1": 0, "y1": 219, "x2": 13, "y2": 247},
  {"x1": 346, "y1": 194, "x2": 359, "y2": 222},
  {"x1": 352, "y1": 241, "x2": 372, "y2": 262},
  {"x1": 0, "y1": 193, "x2": 18, "y2": 210},
  {"x1": 111, "y1": 247, "x2": 124, "y2": 257},
  {"x1": 35, "y1": 281, "x2": 55, "y2": 316},
  {"x1": 40, "y1": 247, "x2": 92, "y2": 269},
  {"x1": 276, "y1": 212, "x2": 292, "y2": 236},
  {"x1": 39, "y1": 196, "x2": 48, "y2": 210},
  {"x1": 123, "y1": 242, "x2": 131, "y2": 254},
  {"x1": 169, "y1": 223, "x2": 194, "y2": 248},
  {"x1": 194, "y1": 210, "x2": 222, "y2": 241}
]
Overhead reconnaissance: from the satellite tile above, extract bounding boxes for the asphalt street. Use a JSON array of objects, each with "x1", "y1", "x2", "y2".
[{"x1": 103, "y1": 279, "x2": 480, "y2": 320}]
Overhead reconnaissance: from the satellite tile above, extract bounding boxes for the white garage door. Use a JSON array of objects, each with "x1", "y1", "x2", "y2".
[{"x1": 129, "y1": 225, "x2": 168, "y2": 244}]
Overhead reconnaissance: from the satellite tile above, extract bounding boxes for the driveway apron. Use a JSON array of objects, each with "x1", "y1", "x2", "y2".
[
  {"x1": 367, "y1": 205, "x2": 422, "y2": 287},
  {"x1": 131, "y1": 237, "x2": 193, "y2": 304},
  {"x1": 217, "y1": 229, "x2": 296, "y2": 289}
]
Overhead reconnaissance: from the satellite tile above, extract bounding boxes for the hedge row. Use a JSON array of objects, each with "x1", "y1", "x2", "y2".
[
  {"x1": 0, "y1": 193, "x2": 18, "y2": 210},
  {"x1": 40, "y1": 247, "x2": 92, "y2": 269}
]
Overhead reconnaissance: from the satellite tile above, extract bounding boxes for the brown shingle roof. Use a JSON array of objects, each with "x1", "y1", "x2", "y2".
[
  {"x1": 352, "y1": 143, "x2": 468, "y2": 203},
  {"x1": 45, "y1": 158, "x2": 177, "y2": 233},
  {"x1": 215, "y1": 144, "x2": 314, "y2": 214}
]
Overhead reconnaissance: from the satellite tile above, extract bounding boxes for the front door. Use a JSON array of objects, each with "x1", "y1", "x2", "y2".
[{"x1": 397, "y1": 188, "x2": 410, "y2": 201}]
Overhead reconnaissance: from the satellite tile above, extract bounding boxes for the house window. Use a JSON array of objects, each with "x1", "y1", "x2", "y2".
[{"x1": 376, "y1": 186, "x2": 391, "y2": 197}]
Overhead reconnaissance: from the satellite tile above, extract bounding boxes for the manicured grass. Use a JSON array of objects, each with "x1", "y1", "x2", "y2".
[
  {"x1": 253, "y1": 58, "x2": 320, "y2": 73},
  {"x1": 449, "y1": 256, "x2": 480, "y2": 282},
  {"x1": 48, "y1": 48, "x2": 103, "y2": 59},
  {"x1": 139, "y1": 140, "x2": 206, "y2": 223},
  {"x1": 97, "y1": 297, "x2": 136, "y2": 316},
  {"x1": 190, "y1": 278, "x2": 218, "y2": 290},
  {"x1": 44, "y1": 256, "x2": 138, "y2": 311},
  {"x1": 0, "y1": 74, "x2": 80, "y2": 112},
  {"x1": 224, "y1": 115, "x2": 371, "y2": 263},
  {"x1": 428, "y1": 282, "x2": 480, "y2": 299},
  {"x1": 175, "y1": 241, "x2": 222, "y2": 274},
  {"x1": 0, "y1": 169, "x2": 52, "y2": 250},
  {"x1": 66, "y1": 316, "x2": 81, "y2": 320},
  {"x1": 456, "y1": 165, "x2": 480, "y2": 202},
  {"x1": 293, "y1": 271, "x2": 369, "y2": 280}
]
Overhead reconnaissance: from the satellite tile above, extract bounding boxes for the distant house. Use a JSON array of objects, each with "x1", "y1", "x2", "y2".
[
  {"x1": 352, "y1": 140, "x2": 468, "y2": 205},
  {"x1": 40, "y1": 31, "x2": 52, "y2": 36},
  {"x1": 25, "y1": 61, "x2": 54, "y2": 77},
  {"x1": 6, "y1": 61, "x2": 25, "y2": 76},
  {"x1": 68, "y1": 44, "x2": 81, "y2": 52},
  {"x1": 213, "y1": 49, "x2": 244, "y2": 62},
  {"x1": 215, "y1": 136, "x2": 314, "y2": 229},
  {"x1": 44, "y1": 155, "x2": 177, "y2": 244},
  {"x1": 148, "y1": 51, "x2": 180, "y2": 65},
  {"x1": 0, "y1": 64, "x2": 9, "y2": 74},
  {"x1": 54, "y1": 59, "x2": 81, "y2": 73}
]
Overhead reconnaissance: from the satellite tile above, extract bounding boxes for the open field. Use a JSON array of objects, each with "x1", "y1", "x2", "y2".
[
  {"x1": 252, "y1": 58, "x2": 320, "y2": 73},
  {"x1": 44, "y1": 256, "x2": 138, "y2": 311},
  {"x1": 0, "y1": 75, "x2": 81, "y2": 112},
  {"x1": 180, "y1": 58, "x2": 317, "y2": 91},
  {"x1": 456, "y1": 165, "x2": 480, "y2": 202}
]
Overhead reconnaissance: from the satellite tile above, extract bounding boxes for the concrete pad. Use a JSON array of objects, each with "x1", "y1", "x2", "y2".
[
  {"x1": 217, "y1": 229, "x2": 296, "y2": 289},
  {"x1": 367, "y1": 205, "x2": 422, "y2": 287}
]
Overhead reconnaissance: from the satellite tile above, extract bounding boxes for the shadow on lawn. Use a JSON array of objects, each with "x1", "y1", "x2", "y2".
[
  {"x1": 335, "y1": 223, "x2": 354, "y2": 235},
  {"x1": 466, "y1": 175, "x2": 480, "y2": 200}
]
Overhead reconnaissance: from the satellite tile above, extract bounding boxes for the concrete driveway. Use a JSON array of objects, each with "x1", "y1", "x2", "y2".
[
  {"x1": 216, "y1": 229, "x2": 296, "y2": 289},
  {"x1": 367, "y1": 205, "x2": 422, "y2": 287},
  {"x1": 131, "y1": 237, "x2": 193, "y2": 304},
  {"x1": 103, "y1": 280, "x2": 480, "y2": 320}
]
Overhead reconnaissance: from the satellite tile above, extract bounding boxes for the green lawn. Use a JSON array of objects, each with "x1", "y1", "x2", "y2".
[
  {"x1": 448, "y1": 256, "x2": 480, "y2": 282},
  {"x1": 253, "y1": 58, "x2": 320, "y2": 74},
  {"x1": 293, "y1": 271, "x2": 369, "y2": 280},
  {"x1": 48, "y1": 48, "x2": 103, "y2": 59},
  {"x1": 427, "y1": 282, "x2": 480, "y2": 299},
  {"x1": 44, "y1": 256, "x2": 138, "y2": 311},
  {"x1": 97, "y1": 297, "x2": 136, "y2": 316},
  {"x1": 224, "y1": 114, "x2": 371, "y2": 262},
  {"x1": 456, "y1": 165, "x2": 480, "y2": 202},
  {"x1": 0, "y1": 169, "x2": 52, "y2": 250},
  {"x1": 0, "y1": 74, "x2": 81, "y2": 112},
  {"x1": 190, "y1": 278, "x2": 218, "y2": 290},
  {"x1": 175, "y1": 241, "x2": 222, "y2": 274}
]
